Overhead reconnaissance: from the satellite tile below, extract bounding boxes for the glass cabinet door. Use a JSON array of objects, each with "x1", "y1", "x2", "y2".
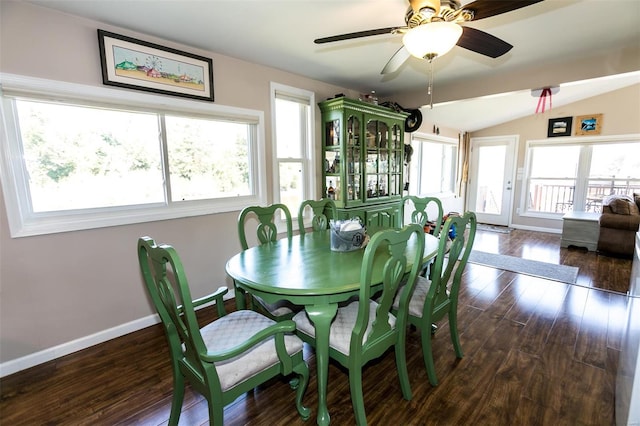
[
  {"x1": 365, "y1": 119, "x2": 390, "y2": 201},
  {"x1": 324, "y1": 118, "x2": 340, "y2": 201},
  {"x1": 388, "y1": 123, "x2": 403, "y2": 197},
  {"x1": 346, "y1": 115, "x2": 361, "y2": 202}
]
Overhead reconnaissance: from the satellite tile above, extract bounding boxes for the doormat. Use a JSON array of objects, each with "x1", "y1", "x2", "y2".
[
  {"x1": 477, "y1": 223, "x2": 512, "y2": 234},
  {"x1": 467, "y1": 250, "x2": 579, "y2": 284}
]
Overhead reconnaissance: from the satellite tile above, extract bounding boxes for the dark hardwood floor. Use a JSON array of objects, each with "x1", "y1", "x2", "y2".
[
  {"x1": 1, "y1": 229, "x2": 633, "y2": 425},
  {"x1": 471, "y1": 227, "x2": 632, "y2": 294}
]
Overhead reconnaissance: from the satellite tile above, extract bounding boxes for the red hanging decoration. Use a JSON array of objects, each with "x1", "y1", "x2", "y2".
[{"x1": 535, "y1": 87, "x2": 553, "y2": 113}]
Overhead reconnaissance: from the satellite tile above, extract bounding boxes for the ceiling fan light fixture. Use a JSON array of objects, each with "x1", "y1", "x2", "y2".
[
  {"x1": 409, "y1": 0, "x2": 440, "y2": 15},
  {"x1": 402, "y1": 22, "x2": 463, "y2": 59}
]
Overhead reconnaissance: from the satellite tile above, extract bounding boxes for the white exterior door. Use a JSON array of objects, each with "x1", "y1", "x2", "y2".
[{"x1": 467, "y1": 135, "x2": 518, "y2": 226}]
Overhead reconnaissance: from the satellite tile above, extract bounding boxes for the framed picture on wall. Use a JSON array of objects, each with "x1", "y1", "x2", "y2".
[
  {"x1": 547, "y1": 116, "x2": 573, "y2": 137},
  {"x1": 575, "y1": 114, "x2": 603, "y2": 135},
  {"x1": 97, "y1": 29, "x2": 214, "y2": 102}
]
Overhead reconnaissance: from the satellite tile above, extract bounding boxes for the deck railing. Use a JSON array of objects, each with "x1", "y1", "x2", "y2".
[{"x1": 529, "y1": 177, "x2": 640, "y2": 213}]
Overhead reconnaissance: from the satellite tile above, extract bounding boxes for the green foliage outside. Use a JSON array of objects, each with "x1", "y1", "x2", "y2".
[{"x1": 17, "y1": 100, "x2": 252, "y2": 211}]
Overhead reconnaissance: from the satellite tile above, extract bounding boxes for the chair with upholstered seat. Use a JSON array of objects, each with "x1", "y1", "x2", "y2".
[
  {"x1": 293, "y1": 224, "x2": 425, "y2": 425},
  {"x1": 393, "y1": 211, "x2": 476, "y2": 386},
  {"x1": 400, "y1": 195, "x2": 444, "y2": 237},
  {"x1": 138, "y1": 236, "x2": 309, "y2": 425},
  {"x1": 298, "y1": 198, "x2": 337, "y2": 235},
  {"x1": 237, "y1": 203, "x2": 300, "y2": 320}
]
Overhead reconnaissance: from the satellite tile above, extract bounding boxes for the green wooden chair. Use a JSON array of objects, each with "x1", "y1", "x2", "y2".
[
  {"x1": 237, "y1": 204, "x2": 300, "y2": 320},
  {"x1": 138, "y1": 236, "x2": 310, "y2": 425},
  {"x1": 393, "y1": 211, "x2": 477, "y2": 386},
  {"x1": 293, "y1": 224, "x2": 425, "y2": 425},
  {"x1": 297, "y1": 198, "x2": 337, "y2": 235},
  {"x1": 400, "y1": 195, "x2": 444, "y2": 237},
  {"x1": 238, "y1": 203, "x2": 293, "y2": 250},
  {"x1": 400, "y1": 195, "x2": 444, "y2": 277}
]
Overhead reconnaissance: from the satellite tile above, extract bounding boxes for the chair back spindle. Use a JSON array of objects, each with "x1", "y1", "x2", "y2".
[
  {"x1": 238, "y1": 204, "x2": 293, "y2": 250},
  {"x1": 400, "y1": 195, "x2": 444, "y2": 237},
  {"x1": 298, "y1": 198, "x2": 337, "y2": 235}
]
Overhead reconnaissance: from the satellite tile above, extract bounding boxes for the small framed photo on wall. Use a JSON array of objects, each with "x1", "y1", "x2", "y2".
[
  {"x1": 547, "y1": 116, "x2": 573, "y2": 137},
  {"x1": 575, "y1": 114, "x2": 602, "y2": 136}
]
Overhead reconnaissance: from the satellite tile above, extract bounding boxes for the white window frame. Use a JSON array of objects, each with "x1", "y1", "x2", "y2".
[
  {"x1": 0, "y1": 73, "x2": 267, "y2": 237},
  {"x1": 408, "y1": 132, "x2": 458, "y2": 196},
  {"x1": 521, "y1": 133, "x2": 640, "y2": 219},
  {"x1": 269, "y1": 82, "x2": 316, "y2": 230}
]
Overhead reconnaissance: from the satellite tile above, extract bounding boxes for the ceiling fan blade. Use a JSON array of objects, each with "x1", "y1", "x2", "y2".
[
  {"x1": 457, "y1": 26, "x2": 513, "y2": 58},
  {"x1": 381, "y1": 46, "x2": 411, "y2": 74},
  {"x1": 314, "y1": 27, "x2": 401, "y2": 44},
  {"x1": 464, "y1": 0, "x2": 544, "y2": 21}
]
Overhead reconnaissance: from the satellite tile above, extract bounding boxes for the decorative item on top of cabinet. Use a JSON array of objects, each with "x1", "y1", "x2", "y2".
[{"x1": 319, "y1": 97, "x2": 408, "y2": 235}]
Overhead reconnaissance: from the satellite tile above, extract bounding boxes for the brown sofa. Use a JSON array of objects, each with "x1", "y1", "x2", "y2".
[{"x1": 597, "y1": 194, "x2": 640, "y2": 258}]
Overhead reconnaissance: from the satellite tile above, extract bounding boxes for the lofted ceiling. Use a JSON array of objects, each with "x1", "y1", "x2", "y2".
[{"x1": 27, "y1": 0, "x2": 640, "y2": 131}]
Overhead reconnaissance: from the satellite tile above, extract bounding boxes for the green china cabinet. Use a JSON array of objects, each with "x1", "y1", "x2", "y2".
[{"x1": 318, "y1": 97, "x2": 408, "y2": 234}]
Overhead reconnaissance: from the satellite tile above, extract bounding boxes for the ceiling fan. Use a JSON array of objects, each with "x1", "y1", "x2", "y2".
[{"x1": 315, "y1": 0, "x2": 544, "y2": 75}]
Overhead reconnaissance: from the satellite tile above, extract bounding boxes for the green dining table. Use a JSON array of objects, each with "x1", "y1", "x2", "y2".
[{"x1": 225, "y1": 229, "x2": 440, "y2": 425}]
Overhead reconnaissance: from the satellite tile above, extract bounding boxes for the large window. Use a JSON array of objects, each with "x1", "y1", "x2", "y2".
[
  {"x1": 408, "y1": 133, "x2": 458, "y2": 195},
  {"x1": 526, "y1": 144, "x2": 580, "y2": 213},
  {"x1": 0, "y1": 74, "x2": 266, "y2": 237},
  {"x1": 270, "y1": 83, "x2": 315, "y2": 227},
  {"x1": 524, "y1": 135, "x2": 640, "y2": 215}
]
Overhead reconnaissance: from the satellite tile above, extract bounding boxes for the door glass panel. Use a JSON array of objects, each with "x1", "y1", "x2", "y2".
[
  {"x1": 469, "y1": 136, "x2": 516, "y2": 226},
  {"x1": 347, "y1": 174, "x2": 360, "y2": 201},
  {"x1": 474, "y1": 145, "x2": 506, "y2": 214},
  {"x1": 390, "y1": 174, "x2": 398, "y2": 196},
  {"x1": 326, "y1": 119, "x2": 340, "y2": 146},
  {"x1": 347, "y1": 115, "x2": 360, "y2": 146},
  {"x1": 379, "y1": 122, "x2": 388, "y2": 148},
  {"x1": 390, "y1": 124, "x2": 400, "y2": 149}
]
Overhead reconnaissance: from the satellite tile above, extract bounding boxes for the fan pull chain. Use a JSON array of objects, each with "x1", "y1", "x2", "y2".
[{"x1": 427, "y1": 57, "x2": 435, "y2": 109}]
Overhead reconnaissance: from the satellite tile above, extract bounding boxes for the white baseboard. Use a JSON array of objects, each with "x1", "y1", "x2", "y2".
[
  {"x1": 0, "y1": 314, "x2": 160, "y2": 378},
  {"x1": 0, "y1": 288, "x2": 235, "y2": 378},
  {"x1": 510, "y1": 224, "x2": 562, "y2": 234}
]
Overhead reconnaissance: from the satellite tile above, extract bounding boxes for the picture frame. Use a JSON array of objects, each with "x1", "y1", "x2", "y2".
[
  {"x1": 575, "y1": 114, "x2": 603, "y2": 135},
  {"x1": 98, "y1": 29, "x2": 214, "y2": 102},
  {"x1": 547, "y1": 116, "x2": 573, "y2": 137}
]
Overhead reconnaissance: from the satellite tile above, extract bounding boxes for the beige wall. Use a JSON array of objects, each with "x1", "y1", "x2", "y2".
[
  {"x1": 471, "y1": 84, "x2": 640, "y2": 231},
  {"x1": 0, "y1": 2, "x2": 360, "y2": 370}
]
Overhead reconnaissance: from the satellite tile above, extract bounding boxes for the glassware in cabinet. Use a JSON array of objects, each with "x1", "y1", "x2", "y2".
[
  {"x1": 325, "y1": 176, "x2": 340, "y2": 200},
  {"x1": 325, "y1": 119, "x2": 340, "y2": 147}
]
